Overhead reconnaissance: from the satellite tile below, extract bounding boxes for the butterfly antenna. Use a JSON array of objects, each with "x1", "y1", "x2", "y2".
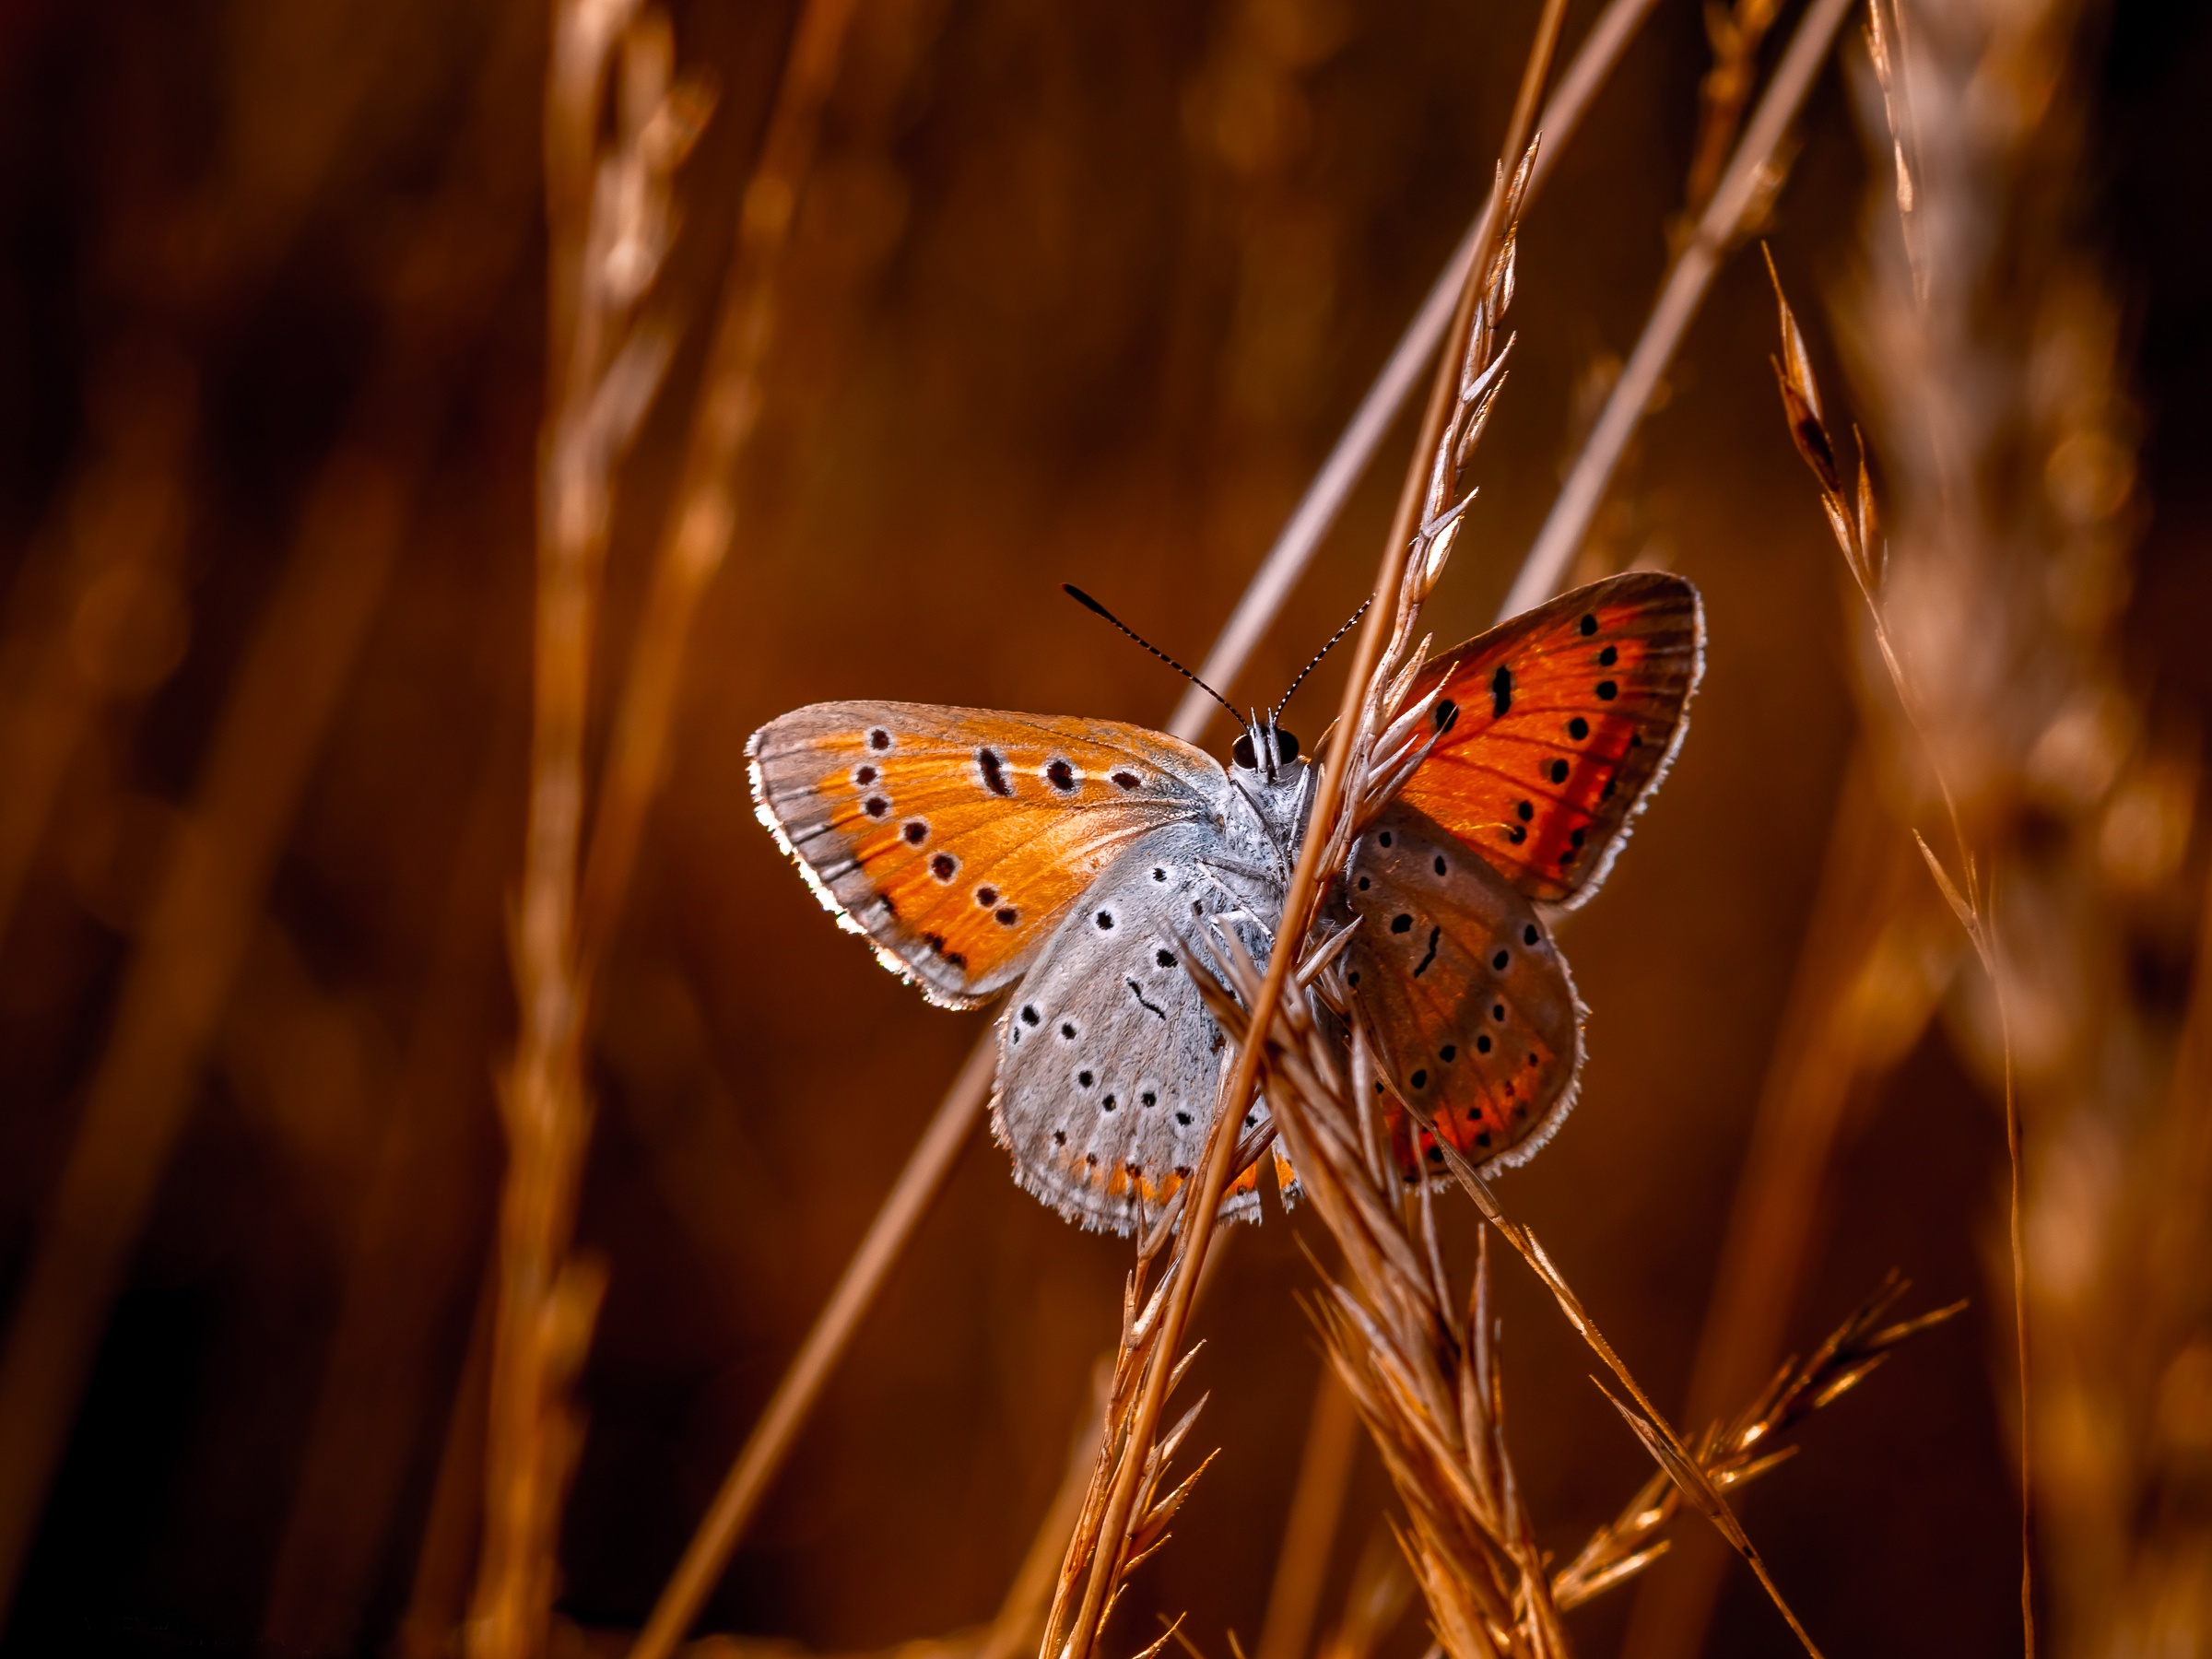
[
  {"x1": 1063, "y1": 584, "x2": 1240, "y2": 723},
  {"x1": 1272, "y1": 597, "x2": 1372, "y2": 721}
]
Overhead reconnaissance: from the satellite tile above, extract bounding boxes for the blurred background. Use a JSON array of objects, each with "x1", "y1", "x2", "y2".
[{"x1": 1, "y1": 0, "x2": 2208, "y2": 1654}]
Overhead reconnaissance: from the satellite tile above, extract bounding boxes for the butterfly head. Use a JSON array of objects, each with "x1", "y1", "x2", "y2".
[{"x1": 1230, "y1": 714, "x2": 1300, "y2": 782}]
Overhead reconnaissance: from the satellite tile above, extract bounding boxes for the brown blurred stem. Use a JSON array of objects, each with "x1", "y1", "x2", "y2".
[
  {"x1": 576, "y1": 0, "x2": 863, "y2": 971},
  {"x1": 1500, "y1": 0, "x2": 1854, "y2": 619},
  {"x1": 470, "y1": 6, "x2": 703, "y2": 1653},
  {"x1": 1760, "y1": 258, "x2": 2035, "y2": 1659},
  {"x1": 1683, "y1": 0, "x2": 1783, "y2": 221},
  {"x1": 253, "y1": 12, "x2": 548, "y2": 1650},
  {"x1": 629, "y1": 1038, "x2": 997, "y2": 1659},
  {"x1": 403, "y1": 1263, "x2": 501, "y2": 1659},
  {"x1": 0, "y1": 0, "x2": 552, "y2": 1610},
  {"x1": 1255, "y1": 1372, "x2": 1360, "y2": 1659},
  {"x1": 564, "y1": 0, "x2": 864, "y2": 1632}
]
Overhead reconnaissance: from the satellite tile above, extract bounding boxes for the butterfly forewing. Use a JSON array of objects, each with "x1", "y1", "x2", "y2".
[
  {"x1": 748, "y1": 701, "x2": 1227, "y2": 1007},
  {"x1": 1394, "y1": 571, "x2": 1703, "y2": 909},
  {"x1": 1328, "y1": 802, "x2": 1583, "y2": 1171}
]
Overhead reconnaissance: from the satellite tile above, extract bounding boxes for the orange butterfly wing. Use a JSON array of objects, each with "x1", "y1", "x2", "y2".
[
  {"x1": 747, "y1": 701, "x2": 1227, "y2": 1007},
  {"x1": 1329, "y1": 802, "x2": 1583, "y2": 1172},
  {"x1": 1392, "y1": 572, "x2": 1703, "y2": 908}
]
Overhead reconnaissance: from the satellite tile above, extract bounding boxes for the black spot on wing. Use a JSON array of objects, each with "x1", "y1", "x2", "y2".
[{"x1": 1413, "y1": 927, "x2": 1441, "y2": 978}]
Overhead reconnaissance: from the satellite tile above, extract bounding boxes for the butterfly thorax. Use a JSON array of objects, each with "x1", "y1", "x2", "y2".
[{"x1": 1223, "y1": 713, "x2": 1312, "y2": 883}]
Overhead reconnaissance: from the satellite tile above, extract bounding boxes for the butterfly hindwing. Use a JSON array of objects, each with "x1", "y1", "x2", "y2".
[
  {"x1": 992, "y1": 821, "x2": 1279, "y2": 1233},
  {"x1": 747, "y1": 701, "x2": 1228, "y2": 1007},
  {"x1": 1394, "y1": 571, "x2": 1703, "y2": 909},
  {"x1": 1328, "y1": 801, "x2": 1583, "y2": 1172}
]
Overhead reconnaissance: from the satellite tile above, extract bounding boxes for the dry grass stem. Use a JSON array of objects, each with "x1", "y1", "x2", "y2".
[
  {"x1": 1194, "y1": 947, "x2": 1561, "y2": 1659},
  {"x1": 596, "y1": 9, "x2": 867, "y2": 1655},
  {"x1": 471, "y1": 7, "x2": 707, "y2": 1655},
  {"x1": 1681, "y1": 0, "x2": 1783, "y2": 221},
  {"x1": 1313, "y1": 150, "x2": 1830, "y2": 1651},
  {"x1": 1503, "y1": 0, "x2": 1853, "y2": 619},
  {"x1": 645, "y1": 0, "x2": 1677, "y2": 1634},
  {"x1": 1620, "y1": 749, "x2": 1954, "y2": 1653},
  {"x1": 1764, "y1": 253, "x2": 2032, "y2": 1650},
  {"x1": 1045, "y1": 5, "x2": 1561, "y2": 1641},
  {"x1": 1170, "y1": 0, "x2": 1661, "y2": 740},
  {"x1": 1174, "y1": 233, "x2": 1836, "y2": 1636},
  {"x1": 1034, "y1": 1250, "x2": 1219, "y2": 1659},
  {"x1": 1189, "y1": 93, "x2": 1830, "y2": 1653}
]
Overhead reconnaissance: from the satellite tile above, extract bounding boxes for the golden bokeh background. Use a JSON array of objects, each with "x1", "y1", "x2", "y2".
[{"x1": 0, "y1": 0, "x2": 2207, "y2": 1655}]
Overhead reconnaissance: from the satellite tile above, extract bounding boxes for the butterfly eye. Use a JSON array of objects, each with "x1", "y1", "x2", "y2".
[
  {"x1": 1232, "y1": 734, "x2": 1257, "y2": 770},
  {"x1": 1276, "y1": 729, "x2": 1300, "y2": 763}
]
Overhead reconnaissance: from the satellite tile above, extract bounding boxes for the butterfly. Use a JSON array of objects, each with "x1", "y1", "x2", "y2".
[{"x1": 747, "y1": 571, "x2": 1703, "y2": 1233}]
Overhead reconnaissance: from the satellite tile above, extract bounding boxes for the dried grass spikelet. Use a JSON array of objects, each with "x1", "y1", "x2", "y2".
[
  {"x1": 1036, "y1": 1257, "x2": 1220, "y2": 1659},
  {"x1": 1188, "y1": 936, "x2": 1962, "y2": 1658},
  {"x1": 1183, "y1": 127, "x2": 1859, "y2": 1659},
  {"x1": 1320, "y1": 151, "x2": 1524, "y2": 872},
  {"x1": 1766, "y1": 239, "x2": 2041, "y2": 1648},
  {"x1": 1193, "y1": 942, "x2": 1563, "y2": 1659},
  {"x1": 1771, "y1": 0, "x2": 2211, "y2": 1645},
  {"x1": 1038, "y1": 136, "x2": 1543, "y2": 1659},
  {"x1": 1551, "y1": 1272, "x2": 1964, "y2": 1608}
]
